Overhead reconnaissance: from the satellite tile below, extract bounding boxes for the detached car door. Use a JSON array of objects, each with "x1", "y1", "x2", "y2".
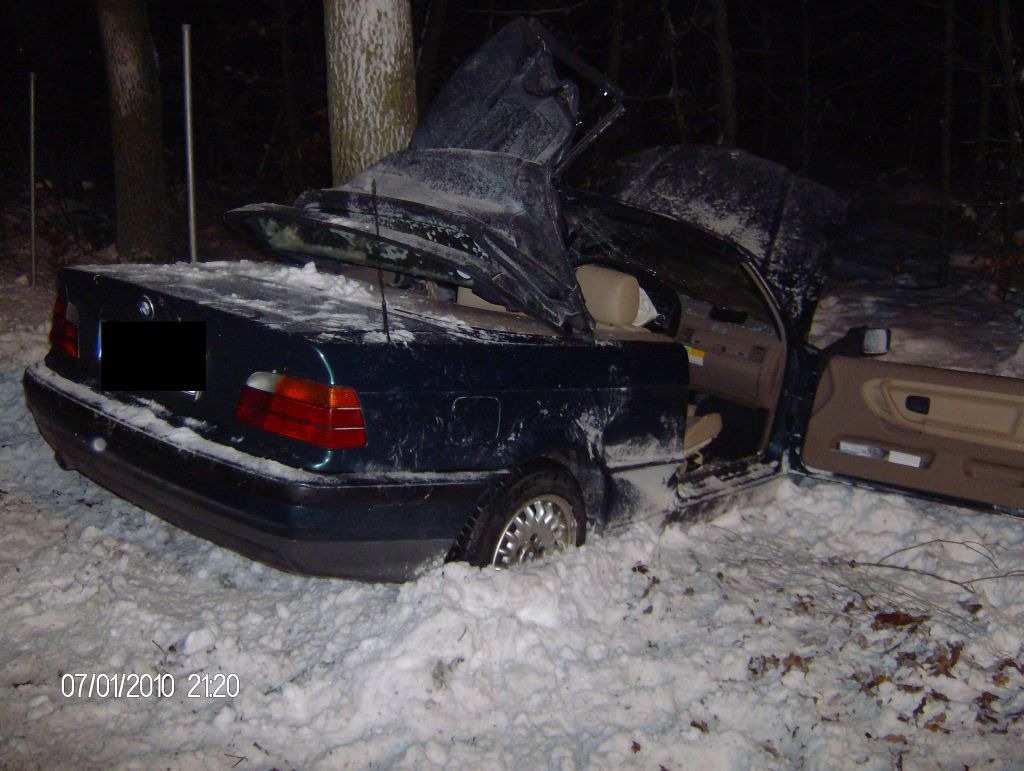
[{"x1": 801, "y1": 355, "x2": 1024, "y2": 511}]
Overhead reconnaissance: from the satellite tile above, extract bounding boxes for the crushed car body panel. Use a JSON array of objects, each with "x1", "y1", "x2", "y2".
[
  {"x1": 227, "y1": 148, "x2": 593, "y2": 337},
  {"x1": 410, "y1": 16, "x2": 578, "y2": 167},
  {"x1": 410, "y1": 16, "x2": 623, "y2": 173},
  {"x1": 602, "y1": 145, "x2": 847, "y2": 339}
]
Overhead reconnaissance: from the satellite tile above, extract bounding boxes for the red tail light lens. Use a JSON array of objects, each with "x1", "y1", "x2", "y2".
[
  {"x1": 234, "y1": 372, "x2": 366, "y2": 449},
  {"x1": 51, "y1": 297, "x2": 79, "y2": 358}
]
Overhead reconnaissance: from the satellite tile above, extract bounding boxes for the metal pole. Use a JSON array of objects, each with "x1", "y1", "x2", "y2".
[
  {"x1": 183, "y1": 24, "x2": 198, "y2": 264},
  {"x1": 29, "y1": 72, "x2": 36, "y2": 286}
]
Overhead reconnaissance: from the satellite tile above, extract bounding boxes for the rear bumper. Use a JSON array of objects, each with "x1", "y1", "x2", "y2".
[{"x1": 23, "y1": 365, "x2": 497, "y2": 582}]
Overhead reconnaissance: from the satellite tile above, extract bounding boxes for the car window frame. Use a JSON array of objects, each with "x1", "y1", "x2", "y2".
[{"x1": 562, "y1": 191, "x2": 788, "y2": 343}]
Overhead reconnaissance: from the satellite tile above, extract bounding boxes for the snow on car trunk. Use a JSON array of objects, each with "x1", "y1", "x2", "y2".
[{"x1": 1, "y1": 268, "x2": 1023, "y2": 767}]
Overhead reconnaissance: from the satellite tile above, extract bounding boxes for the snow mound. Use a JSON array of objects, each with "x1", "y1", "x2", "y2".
[
  {"x1": 0, "y1": 272, "x2": 1021, "y2": 767},
  {"x1": 811, "y1": 280, "x2": 1024, "y2": 377}
]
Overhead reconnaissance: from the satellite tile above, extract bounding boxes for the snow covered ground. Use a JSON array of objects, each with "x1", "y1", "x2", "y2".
[
  {"x1": 810, "y1": 279, "x2": 1024, "y2": 379},
  {"x1": 1, "y1": 260, "x2": 1023, "y2": 769}
]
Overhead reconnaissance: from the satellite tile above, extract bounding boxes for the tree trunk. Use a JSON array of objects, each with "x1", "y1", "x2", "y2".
[
  {"x1": 997, "y1": 0, "x2": 1022, "y2": 238},
  {"x1": 415, "y1": 0, "x2": 448, "y2": 115},
  {"x1": 939, "y1": 0, "x2": 954, "y2": 286},
  {"x1": 324, "y1": 0, "x2": 417, "y2": 185},
  {"x1": 973, "y1": 0, "x2": 994, "y2": 200},
  {"x1": 660, "y1": 0, "x2": 687, "y2": 144},
  {"x1": 279, "y1": 0, "x2": 301, "y2": 191},
  {"x1": 97, "y1": 0, "x2": 169, "y2": 262},
  {"x1": 710, "y1": 0, "x2": 737, "y2": 147}
]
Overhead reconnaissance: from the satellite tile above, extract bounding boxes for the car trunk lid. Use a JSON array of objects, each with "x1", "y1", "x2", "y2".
[{"x1": 46, "y1": 261, "x2": 434, "y2": 471}]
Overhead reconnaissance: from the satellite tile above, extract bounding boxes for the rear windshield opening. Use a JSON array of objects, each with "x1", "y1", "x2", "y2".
[{"x1": 255, "y1": 216, "x2": 477, "y2": 290}]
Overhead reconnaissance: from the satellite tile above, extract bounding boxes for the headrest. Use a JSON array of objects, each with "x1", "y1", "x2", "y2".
[
  {"x1": 456, "y1": 286, "x2": 508, "y2": 313},
  {"x1": 575, "y1": 264, "x2": 640, "y2": 327}
]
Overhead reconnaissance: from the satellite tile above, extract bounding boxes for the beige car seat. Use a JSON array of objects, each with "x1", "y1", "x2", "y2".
[
  {"x1": 574, "y1": 264, "x2": 643, "y2": 328},
  {"x1": 457, "y1": 264, "x2": 647, "y2": 327},
  {"x1": 683, "y1": 404, "x2": 722, "y2": 463},
  {"x1": 456, "y1": 286, "x2": 508, "y2": 313}
]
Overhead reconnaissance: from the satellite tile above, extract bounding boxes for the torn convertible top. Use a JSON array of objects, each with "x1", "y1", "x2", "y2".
[
  {"x1": 226, "y1": 148, "x2": 592, "y2": 337},
  {"x1": 410, "y1": 17, "x2": 579, "y2": 168},
  {"x1": 226, "y1": 17, "x2": 613, "y2": 338}
]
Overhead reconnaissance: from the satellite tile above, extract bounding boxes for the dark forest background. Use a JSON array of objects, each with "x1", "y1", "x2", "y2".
[{"x1": 2, "y1": 0, "x2": 1022, "y2": 267}]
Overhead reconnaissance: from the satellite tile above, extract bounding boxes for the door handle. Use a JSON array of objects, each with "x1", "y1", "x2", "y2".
[{"x1": 905, "y1": 395, "x2": 931, "y2": 415}]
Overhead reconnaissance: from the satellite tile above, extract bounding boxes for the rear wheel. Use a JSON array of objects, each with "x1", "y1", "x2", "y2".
[{"x1": 462, "y1": 467, "x2": 586, "y2": 568}]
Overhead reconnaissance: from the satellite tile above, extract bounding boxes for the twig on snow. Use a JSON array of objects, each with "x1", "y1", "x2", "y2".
[
  {"x1": 964, "y1": 569, "x2": 1024, "y2": 585},
  {"x1": 878, "y1": 538, "x2": 999, "y2": 569},
  {"x1": 852, "y1": 560, "x2": 977, "y2": 593}
]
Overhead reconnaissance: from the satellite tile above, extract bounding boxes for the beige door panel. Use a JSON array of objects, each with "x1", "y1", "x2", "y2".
[
  {"x1": 863, "y1": 379, "x2": 1024, "y2": 449},
  {"x1": 804, "y1": 356, "x2": 1024, "y2": 510}
]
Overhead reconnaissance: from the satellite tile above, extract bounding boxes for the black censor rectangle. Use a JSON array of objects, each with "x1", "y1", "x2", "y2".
[{"x1": 100, "y1": 321, "x2": 206, "y2": 391}]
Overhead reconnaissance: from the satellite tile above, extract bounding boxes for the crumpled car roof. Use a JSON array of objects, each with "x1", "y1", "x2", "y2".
[
  {"x1": 230, "y1": 21, "x2": 843, "y2": 343},
  {"x1": 601, "y1": 145, "x2": 847, "y2": 338}
]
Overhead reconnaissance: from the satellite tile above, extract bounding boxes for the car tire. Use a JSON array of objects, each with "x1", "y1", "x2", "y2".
[{"x1": 460, "y1": 466, "x2": 587, "y2": 569}]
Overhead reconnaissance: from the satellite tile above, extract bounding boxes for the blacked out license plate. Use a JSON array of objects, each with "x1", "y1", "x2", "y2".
[{"x1": 100, "y1": 321, "x2": 206, "y2": 391}]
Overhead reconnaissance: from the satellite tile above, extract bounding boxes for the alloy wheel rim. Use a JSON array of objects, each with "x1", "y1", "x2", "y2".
[{"x1": 492, "y1": 494, "x2": 576, "y2": 568}]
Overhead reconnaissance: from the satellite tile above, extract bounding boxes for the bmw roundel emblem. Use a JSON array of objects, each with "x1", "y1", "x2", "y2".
[{"x1": 138, "y1": 296, "x2": 154, "y2": 318}]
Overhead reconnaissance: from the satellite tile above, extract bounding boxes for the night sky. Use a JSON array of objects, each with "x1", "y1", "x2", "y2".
[{"x1": 2, "y1": 1, "x2": 1020, "y2": 205}]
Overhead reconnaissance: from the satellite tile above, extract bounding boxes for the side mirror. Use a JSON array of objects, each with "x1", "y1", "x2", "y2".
[{"x1": 861, "y1": 327, "x2": 891, "y2": 356}]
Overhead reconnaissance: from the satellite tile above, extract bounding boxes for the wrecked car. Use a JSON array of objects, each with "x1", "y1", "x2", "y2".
[
  {"x1": 23, "y1": 19, "x2": 1024, "y2": 584},
  {"x1": 24, "y1": 18, "x2": 686, "y2": 582}
]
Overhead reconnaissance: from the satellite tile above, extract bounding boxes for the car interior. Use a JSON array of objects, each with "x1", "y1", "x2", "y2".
[
  {"x1": 562, "y1": 201, "x2": 789, "y2": 476},
  {"x1": 456, "y1": 263, "x2": 728, "y2": 467},
  {"x1": 670, "y1": 262, "x2": 786, "y2": 463}
]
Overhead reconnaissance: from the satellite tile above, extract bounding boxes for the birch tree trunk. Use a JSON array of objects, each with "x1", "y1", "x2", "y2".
[
  {"x1": 97, "y1": 0, "x2": 169, "y2": 262},
  {"x1": 324, "y1": 0, "x2": 417, "y2": 185}
]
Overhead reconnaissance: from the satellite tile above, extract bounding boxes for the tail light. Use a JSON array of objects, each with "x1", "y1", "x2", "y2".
[
  {"x1": 51, "y1": 297, "x2": 79, "y2": 358},
  {"x1": 234, "y1": 372, "x2": 366, "y2": 449}
]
